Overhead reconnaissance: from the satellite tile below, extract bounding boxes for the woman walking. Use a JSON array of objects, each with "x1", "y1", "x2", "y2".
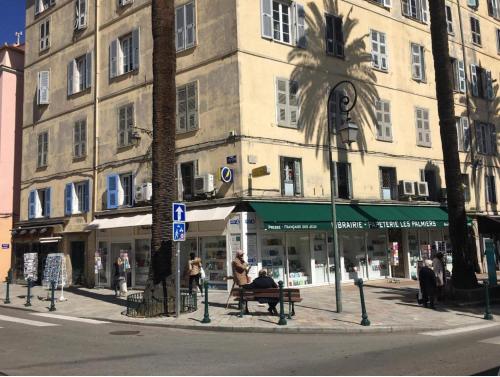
[
  {"x1": 188, "y1": 253, "x2": 203, "y2": 295},
  {"x1": 113, "y1": 257, "x2": 126, "y2": 297}
]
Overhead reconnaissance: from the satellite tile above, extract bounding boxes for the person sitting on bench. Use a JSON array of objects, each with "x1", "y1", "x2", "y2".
[{"x1": 244, "y1": 269, "x2": 278, "y2": 315}]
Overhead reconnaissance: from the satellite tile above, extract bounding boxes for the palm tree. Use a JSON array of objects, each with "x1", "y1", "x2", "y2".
[
  {"x1": 147, "y1": 0, "x2": 177, "y2": 307},
  {"x1": 428, "y1": 0, "x2": 477, "y2": 289}
]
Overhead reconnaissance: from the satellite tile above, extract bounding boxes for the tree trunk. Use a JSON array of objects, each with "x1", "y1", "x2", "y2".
[
  {"x1": 146, "y1": 0, "x2": 177, "y2": 308},
  {"x1": 428, "y1": 0, "x2": 477, "y2": 289}
]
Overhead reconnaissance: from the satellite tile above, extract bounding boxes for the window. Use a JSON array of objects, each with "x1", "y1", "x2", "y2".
[
  {"x1": 179, "y1": 161, "x2": 198, "y2": 201},
  {"x1": 118, "y1": 0, "x2": 133, "y2": 6},
  {"x1": 175, "y1": 2, "x2": 196, "y2": 52},
  {"x1": 420, "y1": 168, "x2": 439, "y2": 201},
  {"x1": 470, "y1": 65, "x2": 494, "y2": 100},
  {"x1": 415, "y1": 107, "x2": 431, "y2": 147},
  {"x1": 37, "y1": 132, "x2": 48, "y2": 168},
  {"x1": 401, "y1": 0, "x2": 429, "y2": 23},
  {"x1": 470, "y1": 17, "x2": 481, "y2": 45},
  {"x1": 375, "y1": 99, "x2": 392, "y2": 141},
  {"x1": 65, "y1": 181, "x2": 90, "y2": 215},
  {"x1": 497, "y1": 29, "x2": 500, "y2": 54},
  {"x1": 486, "y1": 175, "x2": 497, "y2": 204},
  {"x1": 109, "y1": 29, "x2": 140, "y2": 78},
  {"x1": 35, "y1": 0, "x2": 55, "y2": 15},
  {"x1": 334, "y1": 162, "x2": 352, "y2": 199},
  {"x1": 450, "y1": 58, "x2": 466, "y2": 93},
  {"x1": 328, "y1": 89, "x2": 348, "y2": 132},
  {"x1": 468, "y1": 0, "x2": 478, "y2": 8},
  {"x1": 261, "y1": 0, "x2": 307, "y2": 47},
  {"x1": 276, "y1": 78, "x2": 299, "y2": 128},
  {"x1": 488, "y1": 0, "x2": 500, "y2": 19},
  {"x1": 456, "y1": 117, "x2": 470, "y2": 151},
  {"x1": 280, "y1": 157, "x2": 302, "y2": 196},
  {"x1": 74, "y1": 0, "x2": 88, "y2": 30},
  {"x1": 40, "y1": 19, "x2": 50, "y2": 51},
  {"x1": 74, "y1": 119, "x2": 87, "y2": 158},
  {"x1": 106, "y1": 173, "x2": 134, "y2": 209},
  {"x1": 37, "y1": 71, "x2": 50, "y2": 105},
  {"x1": 176, "y1": 82, "x2": 198, "y2": 133},
  {"x1": 118, "y1": 104, "x2": 134, "y2": 147},
  {"x1": 476, "y1": 122, "x2": 497, "y2": 155},
  {"x1": 461, "y1": 174, "x2": 471, "y2": 202},
  {"x1": 371, "y1": 30, "x2": 388, "y2": 71},
  {"x1": 67, "y1": 53, "x2": 92, "y2": 95},
  {"x1": 371, "y1": 0, "x2": 392, "y2": 7},
  {"x1": 28, "y1": 188, "x2": 51, "y2": 219},
  {"x1": 379, "y1": 167, "x2": 397, "y2": 200},
  {"x1": 411, "y1": 43, "x2": 426, "y2": 81},
  {"x1": 326, "y1": 14, "x2": 344, "y2": 58},
  {"x1": 445, "y1": 5, "x2": 454, "y2": 34}
]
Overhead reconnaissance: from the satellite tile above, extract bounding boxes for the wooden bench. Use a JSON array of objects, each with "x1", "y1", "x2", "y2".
[{"x1": 231, "y1": 287, "x2": 302, "y2": 318}]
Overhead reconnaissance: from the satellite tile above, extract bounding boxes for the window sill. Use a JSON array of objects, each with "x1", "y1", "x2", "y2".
[
  {"x1": 402, "y1": 15, "x2": 428, "y2": 25},
  {"x1": 68, "y1": 87, "x2": 91, "y2": 99},
  {"x1": 176, "y1": 128, "x2": 199, "y2": 135},
  {"x1": 36, "y1": 165, "x2": 48, "y2": 171},
  {"x1": 39, "y1": 46, "x2": 50, "y2": 54},
  {"x1": 326, "y1": 52, "x2": 345, "y2": 60},
  {"x1": 417, "y1": 144, "x2": 432, "y2": 148},
  {"x1": 117, "y1": 144, "x2": 135, "y2": 152},
  {"x1": 277, "y1": 124, "x2": 300, "y2": 130},
  {"x1": 376, "y1": 137, "x2": 393, "y2": 143},
  {"x1": 176, "y1": 44, "x2": 197, "y2": 54},
  {"x1": 412, "y1": 78, "x2": 427, "y2": 84},
  {"x1": 73, "y1": 155, "x2": 87, "y2": 162},
  {"x1": 365, "y1": 0, "x2": 391, "y2": 10},
  {"x1": 262, "y1": 37, "x2": 295, "y2": 49},
  {"x1": 371, "y1": 66, "x2": 389, "y2": 73},
  {"x1": 471, "y1": 41, "x2": 482, "y2": 48}
]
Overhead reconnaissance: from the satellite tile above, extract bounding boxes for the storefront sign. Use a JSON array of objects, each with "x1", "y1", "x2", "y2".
[
  {"x1": 226, "y1": 155, "x2": 237, "y2": 164},
  {"x1": 265, "y1": 220, "x2": 447, "y2": 231},
  {"x1": 220, "y1": 167, "x2": 233, "y2": 183},
  {"x1": 1, "y1": 244, "x2": 9, "y2": 249},
  {"x1": 252, "y1": 165, "x2": 271, "y2": 178}
]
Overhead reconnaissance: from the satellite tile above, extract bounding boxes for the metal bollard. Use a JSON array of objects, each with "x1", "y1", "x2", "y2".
[
  {"x1": 278, "y1": 281, "x2": 287, "y2": 326},
  {"x1": 201, "y1": 280, "x2": 211, "y2": 324},
  {"x1": 356, "y1": 278, "x2": 371, "y2": 326},
  {"x1": 4, "y1": 270, "x2": 12, "y2": 304},
  {"x1": 238, "y1": 287, "x2": 244, "y2": 318},
  {"x1": 49, "y1": 281, "x2": 56, "y2": 312},
  {"x1": 25, "y1": 278, "x2": 32, "y2": 307},
  {"x1": 483, "y1": 280, "x2": 493, "y2": 320}
]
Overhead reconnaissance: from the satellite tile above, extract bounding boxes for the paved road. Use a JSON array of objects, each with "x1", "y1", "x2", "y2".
[{"x1": 0, "y1": 306, "x2": 499, "y2": 376}]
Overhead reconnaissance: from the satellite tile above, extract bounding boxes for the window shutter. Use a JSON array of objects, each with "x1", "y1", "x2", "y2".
[
  {"x1": 492, "y1": 126, "x2": 497, "y2": 155},
  {"x1": 421, "y1": 0, "x2": 429, "y2": 23},
  {"x1": 325, "y1": 15, "x2": 334, "y2": 54},
  {"x1": 132, "y1": 28, "x2": 140, "y2": 70},
  {"x1": 295, "y1": 3, "x2": 307, "y2": 48},
  {"x1": 175, "y1": 6, "x2": 185, "y2": 51},
  {"x1": 109, "y1": 39, "x2": 118, "y2": 79},
  {"x1": 371, "y1": 31, "x2": 379, "y2": 69},
  {"x1": 65, "y1": 183, "x2": 73, "y2": 215},
  {"x1": 416, "y1": 108, "x2": 424, "y2": 144},
  {"x1": 334, "y1": 16, "x2": 344, "y2": 57},
  {"x1": 411, "y1": 44, "x2": 422, "y2": 80},
  {"x1": 458, "y1": 60, "x2": 466, "y2": 93},
  {"x1": 289, "y1": 81, "x2": 299, "y2": 128},
  {"x1": 35, "y1": 190, "x2": 43, "y2": 218},
  {"x1": 332, "y1": 162, "x2": 338, "y2": 198},
  {"x1": 384, "y1": 101, "x2": 392, "y2": 139},
  {"x1": 276, "y1": 79, "x2": 288, "y2": 126},
  {"x1": 293, "y1": 160, "x2": 302, "y2": 195},
  {"x1": 488, "y1": 0, "x2": 494, "y2": 16},
  {"x1": 470, "y1": 64, "x2": 478, "y2": 96},
  {"x1": 461, "y1": 117, "x2": 470, "y2": 151},
  {"x1": 85, "y1": 52, "x2": 92, "y2": 89},
  {"x1": 176, "y1": 86, "x2": 187, "y2": 133},
  {"x1": 379, "y1": 32, "x2": 388, "y2": 70},
  {"x1": 28, "y1": 190, "x2": 36, "y2": 219},
  {"x1": 485, "y1": 70, "x2": 494, "y2": 100},
  {"x1": 37, "y1": 71, "x2": 50, "y2": 105},
  {"x1": 187, "y1": 82, "x2": 198, "y2": 131},
  {"x1": 81, "y1": 121, "x2": 87, "y2": 156},
  {"x1": 35, "y1": 0, "x2": 41, "y2": 15},
  {"x1": 67, "y1": 60, "x2": 74, "y2": 96},
  {"x1": 347, "y1": 164, "x2": 353, "y2": 199},
  {"x1": 80, "y1": 0, "x2": 88, "y2": 29},
  {"x1": 476, "y1": 122, "x2": 484, "y2": 153},
  {"x1": 402, "y1": 0, "x2": 410, "y2": 16},
  {"x1": 83, "y1": 180, "x2": 90, "y2": 213},
  {"x1": 107, "y1": 174, "x2": 119, "y2": 209},
  {"x1": 185, "y1": 2, "x2": 196, "y2": 48},
  {"x1": 45, "y1": 188, "x2": 51, "y2": 217},
  {"x1": 467, "y1": 0, "x2": 478, "y2": 6},
  {"x1": 280, "y1": 157, "x2": 285, "y2": 195},
  {"x1": 261, "y1": 0, "x2": 273, "y2": 39},
  {"x1": 384, "y1": 0, "x2": 392, "y2": 6}
]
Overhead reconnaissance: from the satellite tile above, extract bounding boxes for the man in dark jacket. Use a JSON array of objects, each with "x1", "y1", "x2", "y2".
[
  {"x1": 244, "y1": 269, "x2": 279, "y2": 315},
  {"x1": 419, "y1": 259, "x2": 437, "y2": 309}
]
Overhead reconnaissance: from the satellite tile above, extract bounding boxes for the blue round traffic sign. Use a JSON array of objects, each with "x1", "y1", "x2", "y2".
[{"x1": 221, "y1": 167, "x2": 233, "y2": 183}]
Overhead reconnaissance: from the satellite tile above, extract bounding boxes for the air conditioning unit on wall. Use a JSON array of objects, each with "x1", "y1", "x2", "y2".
[
  {"x1": 194, "y1": 174, "x2": 215, "y2": 195},
  {"x1": 399, "y1": 180, "x2": 416, "y2": 197},
  {"x1": 415, "y1": 181, "x2": 429, "y2": 197},
  {"x1": 134, "y1": 182, "x2": 152, "y2": 203}
]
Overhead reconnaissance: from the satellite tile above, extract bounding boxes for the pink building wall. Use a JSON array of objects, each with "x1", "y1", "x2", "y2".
[{"x1": 0, "y1": 44, "x2": 24, "y2": 280}]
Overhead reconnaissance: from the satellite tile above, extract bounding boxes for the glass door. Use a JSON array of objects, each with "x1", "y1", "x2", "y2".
[
  {"x1": 97, "y1": 242, "x2": 109, "y2": 287},
  {"x1": 341, "y1": 233, "x2": 367, "y2": 281},
  {"x1": 366, "y1": 232, "x2": 389, "y2": 280},
  {"x1": 313, "y1": 233, "x2": 328, "y2": 284},
  {"x1": 111, "y1": 242, "x2": 132, "y2": 288},
  {"x1": 133, "y1": 239, "x2": 150, "y2": 288}
]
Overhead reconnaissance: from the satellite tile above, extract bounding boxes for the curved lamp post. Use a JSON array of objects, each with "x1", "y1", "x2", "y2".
[{"x1": 327, "y1": 80, "x2": 358, "y2": 313}]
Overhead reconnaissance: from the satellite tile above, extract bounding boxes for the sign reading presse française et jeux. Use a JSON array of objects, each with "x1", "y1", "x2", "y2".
[{"x1": 265, "y1": 219, "x2": 448, "y2": 231}]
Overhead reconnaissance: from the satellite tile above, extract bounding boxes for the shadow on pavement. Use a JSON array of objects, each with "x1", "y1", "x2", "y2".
[
  {"x1": 65, "y1": 287, "x2": 127, "y2": 307},
  {"x1": 472, "y1": 366, "x2": 500, "y2": 376}
]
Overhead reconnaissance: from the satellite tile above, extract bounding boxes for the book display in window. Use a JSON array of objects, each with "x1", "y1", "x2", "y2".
[
  {"x1": 261, "y1": 236, "x2": 285, "y2": 282},
  {"x1": 201, "y1": 237, "x2": 227, "y2": 289}
]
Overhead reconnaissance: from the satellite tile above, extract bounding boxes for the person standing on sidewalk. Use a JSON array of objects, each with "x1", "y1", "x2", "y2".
[
  {"x1": 188, "y1": 253, "x2": 203, "y2": 295},
  {"x1": 232, "y1": 250, "x2": 250, "y2": 286},
  {"x1": 419, "y1": 259, "x2": 437, "y2": 309},
  {"x1": 433, "y1": 252, "x2": 445, "y2": 301},
  {"x1": 112, "y1": 257, "x2": 126, "y2": 297}
]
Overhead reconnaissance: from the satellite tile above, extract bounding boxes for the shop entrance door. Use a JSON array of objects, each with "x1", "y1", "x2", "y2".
[
  {"x1": 111, "y1": 242, "x2": 132, "y2": 288},
  {"x1": 133, "y1": 239, "x2": 150, "y2": 288},
  {"x1": 341, "y1": 234, "x2": 368, "y2": 281},
  {"x1": 388, "y1": 229, "x2": 406, "y2": 278},
  {"x1": 70, "y1": 241, "x2": 85, "y2": 285},
  {"x1": 312, "y1": 233, "x2": 328, "y2": 284}
]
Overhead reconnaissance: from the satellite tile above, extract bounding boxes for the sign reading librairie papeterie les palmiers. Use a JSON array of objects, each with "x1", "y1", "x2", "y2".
[{"x1": 265, "y1": 220, "x2": 449, "y2": 231}]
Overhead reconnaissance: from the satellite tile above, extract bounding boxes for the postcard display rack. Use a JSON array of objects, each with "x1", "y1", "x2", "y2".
[
  {"x1": 202, "y1": 237, "x2": 227, "y2": 289},
  {"x1": 287, "y1": 246, "x2": 310, "y2": 286},
  {"x1": 261, "y1": 236, "x2": 285, "y2": 283}
]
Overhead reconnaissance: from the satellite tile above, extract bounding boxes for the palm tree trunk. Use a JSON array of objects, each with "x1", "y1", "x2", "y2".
[
  {"x1": 147, "y1": 0, "x2": 177, "y2": 308},
  {"x1": 428, "y1": 0, "x2": 477, "y2": 289}
]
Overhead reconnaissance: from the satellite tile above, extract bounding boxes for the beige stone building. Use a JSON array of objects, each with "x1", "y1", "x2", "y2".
[{"x1": 14, "y1": 0, "x2": 499, "y2": 289}]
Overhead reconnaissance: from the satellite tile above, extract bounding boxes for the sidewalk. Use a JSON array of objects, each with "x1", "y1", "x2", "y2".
[{"x1": 1, "y1": 279, "x2": 498, "y2": 334}]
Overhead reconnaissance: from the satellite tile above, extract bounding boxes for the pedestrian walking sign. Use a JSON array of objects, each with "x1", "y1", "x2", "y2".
[
  {"x1": 173, "y1": 222, "x2": 186, "y2": 242},
  {"x1": 173, "y1": 203, "x2": 186, "y2": 222}
]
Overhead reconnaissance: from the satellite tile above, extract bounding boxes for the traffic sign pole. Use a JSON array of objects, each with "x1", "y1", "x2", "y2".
[
  {"x1": 172, "y1": 203, "x2": 186, "y2": 318},
  {"x1": 175, "y1": 242, "x2": 181, "y2": 318}
]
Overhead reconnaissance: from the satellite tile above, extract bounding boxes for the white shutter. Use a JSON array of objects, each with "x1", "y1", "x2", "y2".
[
  {"x1": 37, "y1": 71, "x2": 50, "y2": 105},
  {"x1": 411, "y1": 44, "x2": 422, "y2": 80},
  {"x1": 293, "y1": 160, "x2": 302, "y2": 195},
  {"x1": 379, "y1": 32, "x2": 388, "y2": 70},
  {"x1": 132, "y1": 28, "x2": 140, "y2": 70},
  {"x1": 187, "y1": 82, "x2": 198, "y2": 131},
  {"x1": 458, "y1": 60, "x2": 466, "y2": 93},
  {"x1": 185, "y1": 2, "x2": 196, "y2": 49},
  {"x1": 175, "y1": 6, "x2": 185, "y2": 51},
  {"x1": 67, "y1": 60, "x2": 74, "y2": 96},
  {"x1": 485, "y1": 70, "x2": 494, "y2": 100},
  {"x1": 176, "y1": 86, "x2": 187, "y2": 133},
  {"x1": 276, "y1": 78, "x2": 288, "y2": 126},
  {"x1": 261, "y1": 0, "x2": 273, "y2": 39},
  {"x1": 35, "y1": 191, "x2": 43, "y2": 218},
  {"x1": 110, "y1": 39, "x2": 118, "y2": 78},
  {"x1": 470, "y1": 64, "x2": 478, "y2": 96},
  {"x1": 461, "y1": 117, "x2": 470, "y2": 151},
  {"x1": 420, "y1": 0, "x2": 429, "y2": 23},
  {"x1": 85, "y1": 52, "x2": 92, "y2": 89},
  {"x1": 402, "y1": 0, "x2": 410, "y2": 15},
  {"x1": 35, "y1": 0, "x2": 41, "y2": 15},
  {"x1": 384, "y1": 0, "x2": 392, "y2": 7},
  {"x1": 295, "y1": 3, "x2": 306, "y2": 48},
  {"x1": 371, "y1": 31, "x2": 380, "y2": 69}
]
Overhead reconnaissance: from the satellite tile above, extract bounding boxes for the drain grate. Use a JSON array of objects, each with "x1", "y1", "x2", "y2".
[{"x1": 109, "y1": 330, "x2": 140, "y2": 336}]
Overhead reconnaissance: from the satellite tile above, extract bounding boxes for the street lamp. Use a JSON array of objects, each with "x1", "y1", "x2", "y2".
[{"x1": 327, "y1": 80, "x2": 358, "y2": 313}]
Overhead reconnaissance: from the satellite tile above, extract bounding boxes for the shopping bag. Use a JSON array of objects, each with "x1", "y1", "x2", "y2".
[
  {"x1": 120, "y1": 280, "x2": 128, "y2": 295},
  {"x1": 200, "y1": 266, "x2": 206, "y2": 280}
]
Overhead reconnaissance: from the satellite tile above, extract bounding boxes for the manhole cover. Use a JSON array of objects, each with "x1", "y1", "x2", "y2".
[{"x1": 109, "y1": 331, "x2": 140, "y2": 336}]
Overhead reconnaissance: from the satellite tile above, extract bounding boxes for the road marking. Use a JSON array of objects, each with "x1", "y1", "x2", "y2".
[
  {"x1": 479, "y1": 336, "x2": 500, "y2": 345},
  {"x1": 420, "y1": 323, "x2": 499, "y2": 336},
  {"x1": 0, "y1": 314, "x2": 59, "y2": 327},
  {"x1": 31, "y1": 313, "x2": 110, "y2": 324}
]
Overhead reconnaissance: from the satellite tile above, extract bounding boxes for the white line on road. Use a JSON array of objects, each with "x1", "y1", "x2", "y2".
[
  {"x1": 31, "y1": 313, "x2": 110, "y2": 324},
  {"x1": 420, "y1": 323, "x2": 499, "y2": 337},
  {"x1": 0, "y1": 314, "x2": 59, "y2": 327},
  {"x1": 479, "y1": 336, "x2": 500, "y2": 345}
]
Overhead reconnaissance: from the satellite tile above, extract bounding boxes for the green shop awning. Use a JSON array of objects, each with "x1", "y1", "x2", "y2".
[{"x1": 249, "y1": 202, "x2": 462, "y2": 231}]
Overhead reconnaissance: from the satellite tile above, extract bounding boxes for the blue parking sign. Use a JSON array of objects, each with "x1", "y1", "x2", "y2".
[{"x1": 173, "y1": 222, "x2": 186, "y2": 242}]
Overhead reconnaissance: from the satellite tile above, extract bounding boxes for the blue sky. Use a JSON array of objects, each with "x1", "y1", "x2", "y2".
[{"x1": 0, "y1": 1, "x2": 25, "y2": 46}]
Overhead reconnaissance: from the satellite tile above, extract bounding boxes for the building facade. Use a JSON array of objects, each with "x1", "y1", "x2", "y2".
[
  {"x1": 0, "y1": 43, "x2": 23, "y2": 281},
  {"x1": 14, "y1": 0, "x2": 499, "y2": 289}
]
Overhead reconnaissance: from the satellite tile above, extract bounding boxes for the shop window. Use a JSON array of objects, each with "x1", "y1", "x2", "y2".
[
  {"x1": 280, "y1": 157, "x2": 303, "y2": 197},
  {"x1": 134, "y1": 239, "x2": 151, "y2": 287},
  {"x1": 287, "y1": 233, "x2": 312, "y2": 286},
  {"x1": 379, "y1": 167, "x2": 397, "y2": 200},
  {"x1": 179, "y1": 161, "x2": 198, "y2": 201},
  {"x1": 261, "y1": 234, "x2": 285, "y2": 282},
  {"x1": 334, "y1": 162, "x2": 352, "y2": 199},
  {"x1": 200, "y1": 236, "x2": 227, "y2": 289}
]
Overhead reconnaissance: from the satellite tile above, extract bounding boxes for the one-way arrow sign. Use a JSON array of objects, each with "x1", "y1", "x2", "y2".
[{"x1": 173, "y1": 203, "x2": 186, "y2": 222}]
